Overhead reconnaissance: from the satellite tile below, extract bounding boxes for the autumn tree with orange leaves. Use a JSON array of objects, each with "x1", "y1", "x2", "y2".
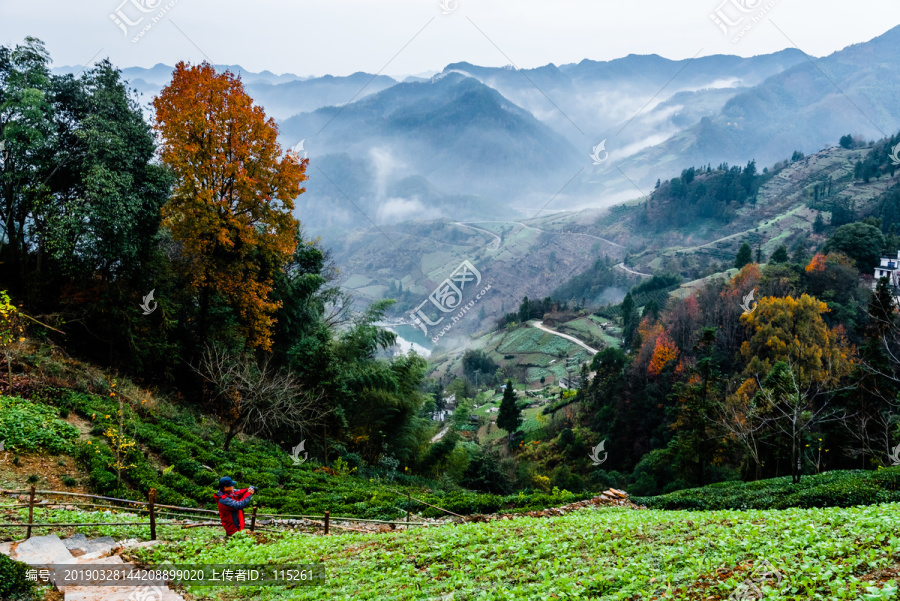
[
  {"x1": 648, "y1": 330, "x2": 679, "y2": 376},
  {"x1": 154, "y1": 62, "x2": 308, "y2": 350}
]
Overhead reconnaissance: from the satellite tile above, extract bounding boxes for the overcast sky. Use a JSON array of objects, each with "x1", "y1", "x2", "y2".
[{"x1": 2, "y1": 0, "x2": 899, "y2": 77}]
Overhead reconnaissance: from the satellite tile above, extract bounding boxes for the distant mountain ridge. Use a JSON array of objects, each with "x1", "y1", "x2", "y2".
[
  {"x1": 52, "y1": 62, "x2": 310, "y2": 85},
  {"x1": 607, "y1": 25, "x2": 900, "y2": 199},
  {"x1": 438, "y1": 50, "x2": 807, "y2": 147},
  {"x1": 51, "y1": 63, "x2": 395, "y2": 121}
]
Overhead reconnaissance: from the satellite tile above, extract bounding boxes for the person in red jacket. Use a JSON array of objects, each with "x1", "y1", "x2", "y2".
[{"x1": 214, "y1": 476, "x2": 256, "y2": 537}]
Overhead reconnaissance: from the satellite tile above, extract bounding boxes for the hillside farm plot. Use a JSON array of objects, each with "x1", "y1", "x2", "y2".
[
  {"x1": 355, "y1": 284, "x2": 388, "y2": 299},
  {"x1": 624, "y1": 147, "x2": 900, "y2": 278},
  {"x1": 587, "y1": 316, "x2": 624, "y2": 348},
  {"x1": 525, "y1": 351, "x2": 591, "y2": 385},
  {"x1": 496, "y1": 327, "x2": 578, "y2": 356},
  {"x1": 480, "y1": 404, "x2": 545, "y2": 443},
  {"x1": 555, "y1": 316, "x2": 607, "y2": 348},
  {"x1": 420, "y1": 250, "x2": 469, "y2": 279},
  {"x1": 125, "y1": 502, "x2": 900, "y2": 600}
]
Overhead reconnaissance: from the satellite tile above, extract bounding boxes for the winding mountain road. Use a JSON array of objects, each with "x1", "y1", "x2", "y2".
[
  {"x1": 614, "y1": 262, "x2": 653, "y2": 278},
  {"x1": 453, "y1": 222, "x2": 501, "y2": 250},
  {"x1": 532, "y1": 320, "x2": 600, "y2": 355}
]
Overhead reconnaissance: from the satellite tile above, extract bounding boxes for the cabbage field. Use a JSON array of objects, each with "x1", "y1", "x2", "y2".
[{"x1": 119, "y1": 502, "x2": 900, "y2": 600}]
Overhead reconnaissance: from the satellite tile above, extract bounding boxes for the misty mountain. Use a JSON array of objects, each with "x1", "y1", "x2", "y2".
[
  {"x1": 281, "y1": 73, "x2": 584, "y2": 231},
  {"x1": 294, "y1": 152, "x2": 510, "y2": 236},
  {"x1": 611, "y1": 25, "x2": 900, "y2": 197},
  {"x1": 281, "y1": 49, "x2": 810, "y2": 229},
  {"x1": 245, "y1": 73, "x2": 397, "y2": 120},
  {"x1": 439, "y1": 50, "x2": 807, "y2": 149},
  {"x1": 54, "y1": 27, "x2": 900, "y2": 233}
]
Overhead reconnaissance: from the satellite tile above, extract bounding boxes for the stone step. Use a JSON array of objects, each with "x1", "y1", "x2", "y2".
[
  {"x1": 14, "y1": 534, "x2": 74, "y2": 565},
  {"x1": 61, "y1": 533, "x2": 89, "y2": 551},
  {"x1": 3, "y1": 535, "x2": 183, "y2": 601},
  {"x1": 73, "y1": 545, "x2": 121, "y2": 563},
  {"x1": 83, "y1": 536, "x2": 117, "y2": 555},
  {"x1": 118, "y1": 539, "x2": 164, "y2": 551},
  {"x1": 60, "y1": 534, "x2": 117, "y2": 556},
  {"x1": 72, "y1": 555, "x2": 124, "y2": 566}
]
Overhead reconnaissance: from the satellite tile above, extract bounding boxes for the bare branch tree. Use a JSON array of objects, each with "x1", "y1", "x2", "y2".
[
  {"x1": 839, "y1": 405, "x2": 897, "y2": 467},
  {"x1": 193, "y1": 343, "x2": 332, "y2": 450},
  {"x1": 859, "y1": 278, "x2": 900, "y2": 382},
  {"x1": 322, "y1": 288, "x2": 353, "y2": 329},
  {"x1": 713, "y1": 391, "x2": 769, "y2": 481},
  {"x1": 754, "y1": 362, "x2": 846, "y2": 484}
]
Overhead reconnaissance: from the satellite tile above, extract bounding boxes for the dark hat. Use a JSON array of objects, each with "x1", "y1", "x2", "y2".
[{"x1": 218, "y1": 476, "x2": 236, "y2": 489}]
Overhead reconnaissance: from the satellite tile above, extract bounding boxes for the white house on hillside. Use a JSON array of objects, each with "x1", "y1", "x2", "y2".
[{"x1": 874, "y1": 251, "x2": 900, "y2": 296}]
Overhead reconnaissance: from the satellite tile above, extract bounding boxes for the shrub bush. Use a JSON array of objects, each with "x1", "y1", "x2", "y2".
[
  {"x1": 194, "y1": 470, "x2": 218, "y2": 486},
  {"x1": 634, "y1": 468, "x2": 900, "y2": 510},
  {"x1": 174, "y1": 459, "x2": 202, "y2": 478},
  {"x1": 0, "y1": 553, "x2": 36, "y2": 600},
  {"x1": 462, "y1": 453, "x2": 513, "y2": 495}
]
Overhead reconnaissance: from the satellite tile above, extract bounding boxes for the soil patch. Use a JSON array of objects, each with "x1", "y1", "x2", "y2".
[{"x1": 0, "y1": 452, "x2": 89, "y2": 496}]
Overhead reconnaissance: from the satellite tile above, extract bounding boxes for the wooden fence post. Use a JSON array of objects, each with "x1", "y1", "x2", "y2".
[
  {"x1": 250, "y1": 506, "x2": 257, "y2": 532},
  {"x1": 324, "y1": 511, "x2": 329, "y2": 535},
  {"x1": 148, "y1": 488, "x2": 157, "y2": 541},
  {"x1": 406, "y1": 493, "x2": 411, "y2": 529},
  {"x1": 25, "y1": 485, "x2": 36, "y2": 539}
]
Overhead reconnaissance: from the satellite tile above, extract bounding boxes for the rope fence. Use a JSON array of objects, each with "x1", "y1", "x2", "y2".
[{"x1": 0, "y1": 485, "x2": 453, "y2": 541}]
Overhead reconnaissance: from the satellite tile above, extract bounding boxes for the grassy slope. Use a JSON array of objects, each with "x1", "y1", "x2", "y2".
[{"x1": 8, "y1": 350, "x2": 900, "y2": 599}]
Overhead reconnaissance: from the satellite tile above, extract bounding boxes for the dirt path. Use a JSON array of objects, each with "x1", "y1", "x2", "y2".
[{"x1": 431, "y1": 426, "x2": 450, "y2": 443}]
